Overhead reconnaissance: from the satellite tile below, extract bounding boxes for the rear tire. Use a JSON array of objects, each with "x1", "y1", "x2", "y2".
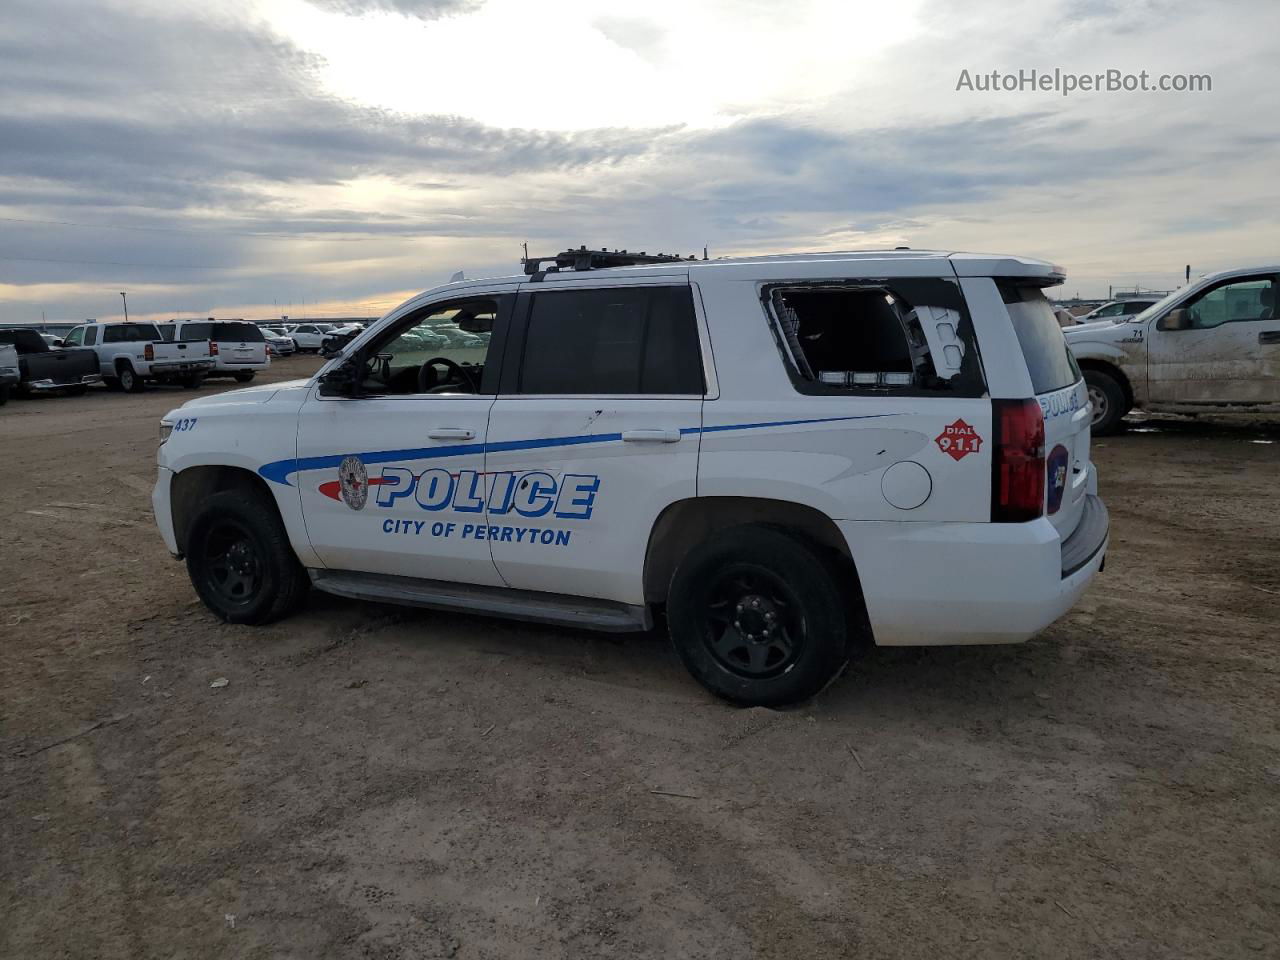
[
  {"x1": 667, "y1": 525, "x2": 851, "y2": 706},
  {"x1": 0, "y1": 385, "x2": 9, "y2": 406},
  {"x1": 1084, "y1": 368, "x2": 1127, "y2": 436},
  {"x1": 118, "y1": 363, "x2": 144, "y2": 393},
  {"x1": 185, "y1": 490, "x2": 310, "y2": 624}
]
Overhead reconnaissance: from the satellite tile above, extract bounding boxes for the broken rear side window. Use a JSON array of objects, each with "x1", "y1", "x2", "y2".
[{"x1": 764, "y1": 280, "x2": 985, "y2": 397}]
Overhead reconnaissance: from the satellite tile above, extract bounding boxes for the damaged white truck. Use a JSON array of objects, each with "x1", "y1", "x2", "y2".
[{"x1": 1066, "y1": 265, "x2": 1280, "y2": 434}]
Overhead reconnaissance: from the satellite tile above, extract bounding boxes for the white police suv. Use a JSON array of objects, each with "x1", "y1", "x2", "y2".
[{"x1": 153, "y1": 247, "x2": 1107, "y2": 705}]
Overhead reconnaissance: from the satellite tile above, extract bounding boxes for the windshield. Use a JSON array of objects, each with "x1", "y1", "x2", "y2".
[{"x1": 1126, "y1": 287, "x2": 1187, "y2": 325}]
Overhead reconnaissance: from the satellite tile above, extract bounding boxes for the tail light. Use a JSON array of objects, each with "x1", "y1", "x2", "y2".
[
  {"x1": 144, "y1": 343, "x2": 154, "y2": 361},
  {"x1": 991, "y1": 399, "x2": 1045, "y2": 522},
  {"x1": 210, "y1": 341, "x2": 219, "y2": 356}
]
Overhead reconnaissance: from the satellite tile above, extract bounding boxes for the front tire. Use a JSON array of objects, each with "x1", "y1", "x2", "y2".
[
  {"x1": 667, "y1": 525, "x2": 851, "y2": 706},
  {"x1": 0, "y1": 385, "x2": 9, "y2": 406},
  {"x1": 1084, "y1": 368, "x2": 1128, "y2": 436},
  {"x1": 185, "y1": 490, "x2": 310, "y2": 624}
]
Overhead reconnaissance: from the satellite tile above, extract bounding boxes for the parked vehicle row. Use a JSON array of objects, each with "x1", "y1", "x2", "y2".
[
  {"x1": 0, "y1": 317, "x2": 288, "y2": 403},
  {"x1": 0, "y1": 328, "x2": 102, "y2": 396}
]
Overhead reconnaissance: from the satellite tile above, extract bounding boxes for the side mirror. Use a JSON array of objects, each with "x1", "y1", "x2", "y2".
[
  {"x1": 1157, "y1": 308, "x2": 1190, "y2": 332},
  {"x1": 317, "y1": 357, "x2": 361, "y2": 397}
]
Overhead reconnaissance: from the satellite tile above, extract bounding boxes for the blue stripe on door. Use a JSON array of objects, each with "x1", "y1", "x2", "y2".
[{"x1": 259, "y1": 413, "x2": 895, "y2": 486}]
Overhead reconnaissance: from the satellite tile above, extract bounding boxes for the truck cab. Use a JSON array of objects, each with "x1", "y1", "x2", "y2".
[{"x1": 1065, "y1": 266, "x2": 1280, "y2": 433}]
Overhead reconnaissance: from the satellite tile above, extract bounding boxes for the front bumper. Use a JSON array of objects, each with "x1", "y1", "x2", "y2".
[
  {"x1": 153, "y1": 466, "x2": 180, "y2": 556},
  {"x1": 839, "y1": 497, "x2": 1108, "y2": 646},
  {"x1": 27, "y1": 373, "x2": 103, "y2": 390}
]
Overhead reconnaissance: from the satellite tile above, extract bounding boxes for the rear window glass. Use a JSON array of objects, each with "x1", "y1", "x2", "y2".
[
  {"x1": 998, "y1": 283, "x2": 1080, "y2": 394},
  {"x1": 104, "y1": 324, "x2": 162, "y2": 343},
  {"x1": 0, "y1": 329, "x2": 47, "y2": 352}
]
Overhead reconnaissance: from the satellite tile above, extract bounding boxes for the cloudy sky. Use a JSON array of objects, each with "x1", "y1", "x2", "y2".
[{"x1": 1, "y1": 0, "x2": 1276, "y2": 323}]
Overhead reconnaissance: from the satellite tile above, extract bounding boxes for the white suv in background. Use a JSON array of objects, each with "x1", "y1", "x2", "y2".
[
  {"x1": 153, "y1": 248, "x2": 1107, "y2": 705},
  {"x1": 161, "y1": 320, "x2": 270, "y2": 383},
  {"x1": 285, "y1": 323, "x2": 331, "y2": 352}
]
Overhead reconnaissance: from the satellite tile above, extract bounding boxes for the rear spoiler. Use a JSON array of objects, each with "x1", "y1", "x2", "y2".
[{"x1": 949, "y1": 254, "x2": 1066, "y2": 287}]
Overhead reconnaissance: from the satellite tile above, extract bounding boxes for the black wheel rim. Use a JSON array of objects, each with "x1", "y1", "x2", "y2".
[
  {"x1": 200, "y1": 519, "x2": 264, "y2": 608},
  {"x1": 700, "y1": 563, "x2": 805, "y2": 678}
]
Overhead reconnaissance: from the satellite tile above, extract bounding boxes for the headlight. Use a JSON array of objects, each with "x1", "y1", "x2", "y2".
[{"x1": 159, "y1": 420, "x2": 174, "y2": 445}]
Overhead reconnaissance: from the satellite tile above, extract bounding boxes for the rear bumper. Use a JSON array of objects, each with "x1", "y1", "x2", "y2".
[
  {"x1": 27, "y1": 373, "x2": 102, "y2": 390},
  {"x1": 150, "y1": 360, "x2": 214, "y2": 376},
  {"x1": 212, "y1": 359, "x2": 270, "y2": 371},
  {"x1": 839, "y1": 500, "x2": 1108, "y2": 646}
]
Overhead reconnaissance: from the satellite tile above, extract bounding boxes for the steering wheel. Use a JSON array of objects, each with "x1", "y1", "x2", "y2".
[{"x1": 417, "y1": 356, "x2": 476, "y2": 394}]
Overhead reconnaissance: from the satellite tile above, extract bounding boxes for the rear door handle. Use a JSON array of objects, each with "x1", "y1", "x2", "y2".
[
  {"x1": 1259, "y1": 331, "x2": 1280, "y2": 345},
  {"x1": 427, "y1": 427, "x2": 475, "y2": 440},
  {"x1": 621, "y1": 428, "x2": 682, "y2": 443}
]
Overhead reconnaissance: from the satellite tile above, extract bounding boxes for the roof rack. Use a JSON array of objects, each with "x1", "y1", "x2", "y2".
[{"x1": 522, "y1": 245, "x2": 700, "y2": 280}]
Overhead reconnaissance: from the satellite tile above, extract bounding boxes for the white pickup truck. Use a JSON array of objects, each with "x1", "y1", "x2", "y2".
[
  {"x1": 62, "y1": 321, "x2": 215, "y2": 392},
  {"x1": 1065, "y1": 265, "x2": 1280, "y2": 433}
]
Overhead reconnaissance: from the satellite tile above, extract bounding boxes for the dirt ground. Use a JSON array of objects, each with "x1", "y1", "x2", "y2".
[{"x1": 2, "y1": 356, "x2": 1278, "y2": 959}]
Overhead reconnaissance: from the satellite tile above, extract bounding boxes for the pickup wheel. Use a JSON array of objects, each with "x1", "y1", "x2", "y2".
[
  {"x1": 117, "y1": 363, "x2": 145, "y2": 394},
  {"x1": 0, "y1": 385, "x2": 9, "y2": 406},
  {"x1": 186, "y1": 490, "x2": 310, "y2": 624},
  {"x1": 234, "y1": 371, "x2": 255, "y2": 383},
  {"x1": 1084, "y1": 368, "x2": 1128, "y2": 436},
  {"x1": 666, "y1": 525, "x2": 850, "y2": 706}
]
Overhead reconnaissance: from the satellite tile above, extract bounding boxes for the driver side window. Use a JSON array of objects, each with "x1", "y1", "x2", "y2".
[
  {"x1": 357, "y1": 298, "x2": 499, "y2": 397},
  {"x1": 1186, "y1": 277, "x2": 1276, "y2": 329}
]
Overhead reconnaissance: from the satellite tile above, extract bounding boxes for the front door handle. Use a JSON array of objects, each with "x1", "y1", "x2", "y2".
[
  {"x1": 621, "y1": 428, "x2": 682, "y2": 443},
  {"x1": 1259, "y1": 331, "x2": 1280, "y2": 345},
  {"x1": 427, "y1": 427, "x2": 475, "y2": 440}
]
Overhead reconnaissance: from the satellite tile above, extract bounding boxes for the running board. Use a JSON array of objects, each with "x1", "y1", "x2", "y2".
[{"x1": 308, "y1": 569, "x2": 652, "y2": 633}]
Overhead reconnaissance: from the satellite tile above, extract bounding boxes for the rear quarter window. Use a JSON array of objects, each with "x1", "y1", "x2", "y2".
[
  {"x1": 998, "y1": 283, "x2": 1080, "y2": 394},
  {"x1": 104, "y1": 324, "x2": 162, "y2": 343},
  {"x1": 212, "y1": 322, "x2": 264, "y2": 342}
]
